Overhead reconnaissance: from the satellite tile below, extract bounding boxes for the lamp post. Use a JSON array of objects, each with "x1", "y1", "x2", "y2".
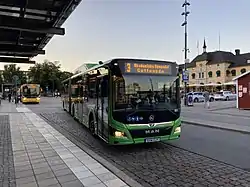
[
  {"x1": 52, "y1": 61, "x2": 60, "y2": 96},
  {"x1": 181, "y1": 0, "x2": 190, "y2": 106}
]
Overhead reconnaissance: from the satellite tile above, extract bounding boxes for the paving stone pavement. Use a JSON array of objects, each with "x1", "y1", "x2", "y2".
[
  {"x1": 0, "y1": 115, "x2": 16, "y2": 187},
  {"x1": 13, "y1": 106, "x2": 131, "y2": 187},
  {"x1": 41, "y1": 111, "x2": 250, "y2": 187}
]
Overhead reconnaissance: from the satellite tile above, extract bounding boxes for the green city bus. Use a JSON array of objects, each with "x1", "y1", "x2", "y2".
[{"x1": 62, "y1": 58, "x2": 181, "y2": 145}]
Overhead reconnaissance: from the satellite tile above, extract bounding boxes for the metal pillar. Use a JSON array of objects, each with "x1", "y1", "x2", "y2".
[{"x1": 181, "y1": 0, "x2": 190, "y2": 106}]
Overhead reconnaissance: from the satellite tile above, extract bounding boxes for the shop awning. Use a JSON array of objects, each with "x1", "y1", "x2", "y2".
[
  {"x1": 204, "y1": 83, "x2": 222, "y2": 86},
  {"x1": 223, "y1": 81, "x2": 236, "y2": 85}
]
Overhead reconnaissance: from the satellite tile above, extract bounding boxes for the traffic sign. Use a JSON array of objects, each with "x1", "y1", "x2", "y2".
[{"x1": 182, "y1": 70, "x2": 189, "y2": 82}]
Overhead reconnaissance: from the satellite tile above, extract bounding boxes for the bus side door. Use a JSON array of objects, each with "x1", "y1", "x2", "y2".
[{"x1": 96, "y1": 76, "x2": 109, "y2": 140}]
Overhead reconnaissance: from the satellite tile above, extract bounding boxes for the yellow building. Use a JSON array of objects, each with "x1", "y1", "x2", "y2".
[{"x1": 178, "y1": 40, "x2": 250, "y2": 92}]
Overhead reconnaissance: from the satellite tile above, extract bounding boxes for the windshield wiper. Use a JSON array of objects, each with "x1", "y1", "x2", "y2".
[
  {"x1": 157, "y1": 107, "x2": 179, "y2": 117},
  {"x1": 149, "y1": 77, "x2": 154, "y2": 92}
]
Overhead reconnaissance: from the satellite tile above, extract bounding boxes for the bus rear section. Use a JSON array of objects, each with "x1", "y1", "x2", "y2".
[{"x1": 20, "y1": 84, "x2": 41, "y2": 104}]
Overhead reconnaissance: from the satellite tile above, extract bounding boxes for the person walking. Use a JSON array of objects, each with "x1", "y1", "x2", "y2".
[
  {"x1": 203, "y1": 90, "x2": 210, "y2": 109},
  {"x1": 8, "y1": 92, "x2": 11, "y2": 103}
]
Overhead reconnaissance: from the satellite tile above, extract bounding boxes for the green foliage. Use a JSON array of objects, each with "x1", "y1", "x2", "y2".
[
  {"x1": 28, "y1": 60, "x2": 73, "y2": 92},
  {"x1": 2, "y1": 64, "x2": 26, "y2": 85}
]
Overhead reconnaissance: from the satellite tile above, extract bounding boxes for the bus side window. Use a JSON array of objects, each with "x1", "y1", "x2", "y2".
[
  {"x1": 79, "y1": 85, "x2": 84, "y2": 97},
  {"x1": 101, "y1": 79, "x2": 108, "y2": 97}
]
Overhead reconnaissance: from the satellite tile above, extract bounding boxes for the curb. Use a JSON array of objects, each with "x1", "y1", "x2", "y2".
[
  {"x1": 182, "y1": 120, "x2": 250, "y2": 135},
  {"x1": 40, "y1": 113, "x2": 143, "y2": 187}
]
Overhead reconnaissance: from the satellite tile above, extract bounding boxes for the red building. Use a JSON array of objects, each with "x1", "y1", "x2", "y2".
[{"x1": 233, "y1": 71, "x2": 250, "y2": 109}]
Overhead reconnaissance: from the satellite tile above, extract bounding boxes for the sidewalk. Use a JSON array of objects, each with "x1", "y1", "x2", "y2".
[
  {"x1": 0, "y1": 101, "x2": 138, "y2": 187},
  {"x1": 182, "y1": 104, "x2": 250, "y2": 134}
]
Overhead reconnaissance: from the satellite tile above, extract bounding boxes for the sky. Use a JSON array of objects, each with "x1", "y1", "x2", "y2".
[{"x1": 4, "y1": 0, "x2": 250, "y2": 71}]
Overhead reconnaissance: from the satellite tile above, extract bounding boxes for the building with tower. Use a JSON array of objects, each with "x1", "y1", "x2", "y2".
[{"x1": 178, "y1": 39, "x2": 250, "y2": 92}]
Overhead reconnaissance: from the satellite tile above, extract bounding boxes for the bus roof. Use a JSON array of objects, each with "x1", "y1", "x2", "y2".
[{"x1": 62, "y1": 58, "x2": 177, "y2": 83}]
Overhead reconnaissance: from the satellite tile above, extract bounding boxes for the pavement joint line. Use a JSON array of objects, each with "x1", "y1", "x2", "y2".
[
  {"x1": 183, "y1": 121, "x2": 250, "y2": 135},
  {"x1": 20, "y1": 106, "x2": 142, "y2": 187},
  {"x1": 40, "y1": 113, "x2": 144, "y2": 187}
]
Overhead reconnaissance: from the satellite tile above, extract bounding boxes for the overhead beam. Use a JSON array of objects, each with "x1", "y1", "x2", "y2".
[
  {"x1": 0, "y1": 15, "x2": 65, "y2": 35},
  {"x1": 0, "y1": 40, "x2": 39, "y2": 47},
  {"x1": 0, "y1": 53, "x2": 35, "y2": 57},
  {"x1": 0, "y1": 44, "x2": 45, "y2": 54},
  {"x1": 0, "y1": 57, "x2": 35, "y2": 64},
  {"x1": 0, "y1": 7, "x2": 57, "y2": 19},
  {"x1": 0, "y1": 25, "x2": 65, "y2": 35}
]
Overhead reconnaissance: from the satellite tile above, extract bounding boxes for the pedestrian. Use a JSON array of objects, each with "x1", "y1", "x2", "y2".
[
  {"x1": 203, "y1": 90, "x2": 210, "y2": 109},
  {"x1": 8, "y1": 93, "x2": 11, "y2": 103}
]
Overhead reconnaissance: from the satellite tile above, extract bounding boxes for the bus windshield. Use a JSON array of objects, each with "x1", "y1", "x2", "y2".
[
  {"x1": 113, "y1": 74, "x2": 179, "y2": 111},
  {"x1": 22, "y1": 85, "x2": 40, "y2": 97}
]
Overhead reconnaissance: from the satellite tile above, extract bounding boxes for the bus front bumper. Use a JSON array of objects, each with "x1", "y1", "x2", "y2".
[
  {"x1": 22, "y1": 97, "x2": 40, "y2": 103},
  {"x1": 109, "y1": 126, "x2": 181, "y2": 145}
]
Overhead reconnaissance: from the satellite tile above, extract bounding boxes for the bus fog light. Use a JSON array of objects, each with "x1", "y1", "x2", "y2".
[
  {"x1": 115, "y1": 131, "x2": 125, "y2": 137},
  {"x1": 174, "y1": 127, "x2": 181, "y2": 133}
]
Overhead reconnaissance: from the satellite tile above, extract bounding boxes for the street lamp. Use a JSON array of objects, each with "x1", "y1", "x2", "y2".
[{"x1": 181, "y1": 0, "x2": 190, "y2": 106}]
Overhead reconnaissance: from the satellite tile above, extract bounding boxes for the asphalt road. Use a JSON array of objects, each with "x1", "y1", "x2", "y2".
[
  {"x1": 25, "y1": 97, "x2": 250, "y2": 186},
  {"x1": 27, "y1": 97, "x2": 250, "y2": 171},
  {"x1": 169, "y1": 124, "x2": 250, "y2": 171}
]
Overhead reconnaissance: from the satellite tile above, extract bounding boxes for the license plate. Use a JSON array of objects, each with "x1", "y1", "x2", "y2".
[{"x1": 145, "y1": 137, "x2": 160, "y2": 143}]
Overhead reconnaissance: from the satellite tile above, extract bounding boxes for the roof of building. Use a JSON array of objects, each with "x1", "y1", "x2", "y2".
[
  {"x1": 232, "y1": 71, "x2": 250, "y2": 81},
  {"x1": 178, "y1": 49, "x2": 250, "y2": 70},
  {"x1": 0, "y1": 0, "x2": 82, "y2": 64}
]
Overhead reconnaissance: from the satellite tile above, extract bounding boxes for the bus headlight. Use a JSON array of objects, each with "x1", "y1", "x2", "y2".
[
  {"x1": 174, "y1": 127, "x2": 181, "y2": 133},
  {"x1": 115, "y1": 131, "x2": 125, "y2": 137}
]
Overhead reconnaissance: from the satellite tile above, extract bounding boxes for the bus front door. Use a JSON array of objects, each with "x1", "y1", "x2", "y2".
[{"x1": 96, "y1": 77, "x2": 109, "y2": 140}]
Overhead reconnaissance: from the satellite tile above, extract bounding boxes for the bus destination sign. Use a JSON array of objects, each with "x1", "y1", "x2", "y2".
[{"x1": 124, "y1": 62, "x2": 171, "y2": 75}]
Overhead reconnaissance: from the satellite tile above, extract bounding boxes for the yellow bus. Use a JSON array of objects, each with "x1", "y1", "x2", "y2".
[{"x1": 19, "y1": 84, "x2": 41, "y2": 104}]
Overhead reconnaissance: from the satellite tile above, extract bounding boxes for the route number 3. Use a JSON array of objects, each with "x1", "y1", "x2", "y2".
[{"x1": 126, "y1": 63, "x2": 131, "y2": 72}]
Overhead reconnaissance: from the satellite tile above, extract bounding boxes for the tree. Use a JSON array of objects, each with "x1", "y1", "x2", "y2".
[
  {"x1": 2, "y1": 64, "x2": 26, "y2": 84},
  {"x1": 28, "y1": 60, "x2": 73, "y2": 92}
]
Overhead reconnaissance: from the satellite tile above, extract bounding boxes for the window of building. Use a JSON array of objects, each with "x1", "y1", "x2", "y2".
[
  {"x1": 231, "y1": 70, "x2": 236, "y2": 76},
  {"x1": 208, "y1": 71, "x2": 212, "y2": 78},
  {"x1": 191, "y1": 73, "x2": 195, "y2": 79},
  {"x1": 217, "y1": 64, "x2": 220, "y2": 66},
  {"x1": 216, "y1": 70, "x2": 221, "y2": 77},
  {"x1": 199, "y1": 72, "x2": 201, "y2": 78},
  {"x1": 241, "y1": 68, "x2": 246, "y2": 74},
  {"x1": 202, "y1": 72, "x2": 204, "y2": 78},
  {"x1": 226, "y1": 70, "x2": 230, "y2": 76}
]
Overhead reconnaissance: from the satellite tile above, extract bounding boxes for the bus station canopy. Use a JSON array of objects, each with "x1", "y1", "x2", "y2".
[{"x1": 0, "y1": 0, "x2": 82, "y2": 64}]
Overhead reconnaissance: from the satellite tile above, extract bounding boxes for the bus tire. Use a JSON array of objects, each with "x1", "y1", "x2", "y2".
[{"x1": 89, "y1": 114, "x2": 96, "y2": 136}]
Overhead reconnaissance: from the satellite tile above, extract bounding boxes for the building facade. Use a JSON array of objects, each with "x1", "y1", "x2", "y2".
[{"x1": 179, "y1": 40, "x2": 250, "y2": 92}]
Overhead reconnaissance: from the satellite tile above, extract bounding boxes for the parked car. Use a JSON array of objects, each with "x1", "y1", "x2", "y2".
[
  {"x1": 186, "y1": 92, "x2": 205, "y2": 102},
  {"x1": 214, "y1": 90, "x2": 236, "y2": 101}
]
